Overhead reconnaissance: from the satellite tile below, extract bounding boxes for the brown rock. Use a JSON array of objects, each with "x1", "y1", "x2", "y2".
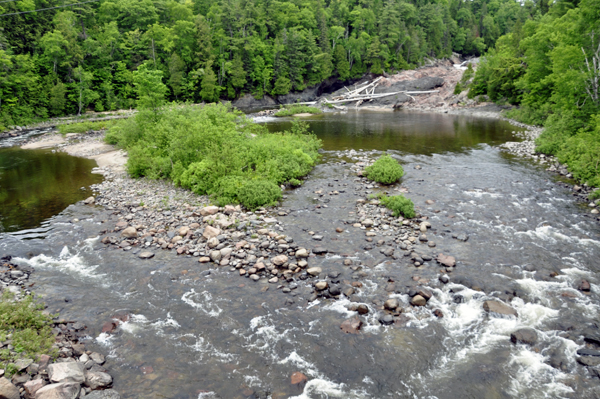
[
  {"x1": 120, "y1": 226, "x2": 137, "y2": 238},
  {"x1": 437, "y1": 253, "x2": 456, "y2": 267},
  {"x1": 578, "y1": 279, "x2": 591, "y2": 292},
  {"x1": 23, "y1": 379, "x2": 45, "y2": 399},
  {"x1": 178, "y1": 226, "x2": 190, "y2": 236},
  {"x1": 483, "y1": 300, "x2": 518, "y2": 317},
  {"x1": 0, "y1": 377, "x2": 19, "y2": 399},
  {"x1": 340, "y1": 317, "x2": 363, "y2": 334},
  {"x1": 336, "y1": 227, "x2": 344, "y2": 233},
  {"x1": 290, "y1": 372, "x2": 308, "y2": 389},
  {"x1": 384, "y1": 298, "x2": 399, "y2": 310},
  {"x1": 410, "y1": 295, "x2": 427, "y2": 306},
  {"x1": 35, "y1": 382, "x2": 80, "y2": 399},
  {"x1": 199, "y1": 206, "x2": 219, "y2": 216},
  {"x1": 272, "y1": 255, "x2": 288, "y2": 266},
  {"x1": 198, "y1": 257, "x2": 211, "y2": 263}
]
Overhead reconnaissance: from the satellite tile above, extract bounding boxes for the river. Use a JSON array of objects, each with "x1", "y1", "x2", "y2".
[{"x1": 1, "y1": 110, "x2": 598, "y2": 399}]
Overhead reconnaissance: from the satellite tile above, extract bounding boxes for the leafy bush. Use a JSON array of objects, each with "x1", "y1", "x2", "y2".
[
  {"x1": 0, "y1": 292, "x2": 57, "y2": 376},
  {"x1": 275, "y1": 105, "x2": 323, "y2": 117},
  {"x1": 364, "y1": 155, "x2": 404, "y2": 184},
  {"x1": 58, "y1": 119, "x2": 119, "y2": 134},
  {"x1": 377, "y1": 194, "x2": 416, "y2": 218},
  {"x1": 107, "y1": 103, "x2": 321, "y2": 209}
]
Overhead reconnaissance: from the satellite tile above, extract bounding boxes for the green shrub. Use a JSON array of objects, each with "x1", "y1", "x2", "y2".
[
  {"x1": 0, "y1": 292, "x2": 57, "y2": 376},
  {"x1": 378, "y1": 193, "x2": 416, "y2": 218},
  {"x1": 106, "y1": 103, "x2": 321, "y2": 209},
  {"x1": 58, "y1": 119, "x2": 118, "y2": 134},
  {"x1": 275, "y1": 105, "x2": 323, "y2": 117},
  {"x1": 364, "y1": 155, "x2": 404, "y2": 184}
]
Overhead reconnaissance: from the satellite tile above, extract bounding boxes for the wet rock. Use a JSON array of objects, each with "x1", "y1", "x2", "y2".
[
  {"x1": 382, "y1": 248, "x2": 394, "y2": 257},
  {"x1": 439, "y1": 275, "x2": 449, "y2": 284},
  {"x1": 120, "y1": 226, "x2": 137, "y2": 238},
  {"x1": 577, "y1": 348, "x2": 600, "y2": 357},
  {"x1": 329, "y1": 286, "x2": 341, "y2": 296},
  {"x1": 433, "y1": 309, "x2": 444, "y2": 318},
  {"x1": 340, "y1": 317, "x2": 363, "y2": 334},
  {"x1": 357, "y1": 304, "x2": 369, "y2": 314},
  {"x1": 90, "y1": 352, "x2": 105, "y2": 365},
  {"x1": 84, "y1": 390, "x2": 121, "y2": 399},
  {"x1": 202, "y1": 226, "x2": 221, "y2": 240},
  {"x1": 483, "y1": 300, "x2": 518, "y2": 317},
  {"x1": 290, "y1": 372, "x2": 308, "y2": 390},
  {"x1": 416, "y1": 288, "x2": 433, "y2": 300},
  {"x1": 583, "y1": 328, "x2": 600, "y2": 346},
  {"x1": 510, "y1": 328, "x2": 538, "y2": 345},
  {"x1": 0, "y1": 377, "x2": 19, "y2": 399},
  {"x1": 307, "y1": 267, "x2": 322, "y2": 276},
  {"x1": 84, "y1": 370, "x2": 112, "y2": 389},
  {"x1": 410, "y1": 295, "x2": 427, "y2": 306},
  {"x1": 47, "y1": 362, "x2": 85, "y2": 383},
  {"x1": 35, "y1": 382, "x2": 80, "y2": 399},
  {"x1": 312, "y1": 247, "x2": 328, "y2": 255},
  {"x1": 138, "y1": 251, "x2": 155, "y2": 259},
  {"x1": 577, "y1": 356, "x2": 600, "y2": 367},
  {"x1": 198, "y1": 257, "x2": 210, "y2": 263},
  {"x1": 315, "y1": 281, "x2": 328, "y2": 290},
  {"x1": 378, "y1": 314, "x2": 394, "y2": 325},
  {"x1": 268, "y1": 277, "x2": 278, "y2": 284},
  {"x1": 578, "y1": 279, "x2": 591, "y2": 292},
  {"x1": 384, "y1": 298, "x2": 399, "y2": 310},
  {"x1": 437, "y1": 253, "x2": 456, "y2": 267}
]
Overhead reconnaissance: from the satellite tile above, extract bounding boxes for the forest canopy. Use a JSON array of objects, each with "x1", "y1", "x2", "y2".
[{"x1": 0, "y1": 0, "x2": 540, "y2": 128}]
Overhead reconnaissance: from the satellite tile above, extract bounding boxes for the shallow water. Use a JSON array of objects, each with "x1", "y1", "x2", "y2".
[{"x1": 2, "y1": 111, "x2": 599, "y2": 398}]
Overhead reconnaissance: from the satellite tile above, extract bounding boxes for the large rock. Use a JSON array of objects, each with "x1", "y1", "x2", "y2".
[
  {"x1": 307, "y1": 267, "x2": 322, "y2": 276},
  {"x1": 340, "y1": 317, "x2": 363, "y2": 334},
  {"x1": 178, "y1": 226, "x2": 190, "y2": 236},
  {"x1": 290, "y1": 371, "x2": 308, "y2": 390},
  {"x1": 410, "y1": 295, "x2": 427, "y2": 307},
  {"x1": 272, "y1": 255, "x2": 288, "y2": 266},
  {"x1": 483, "y1": 300, "x2": 518, "y2": 317},
  {"x1": 384, "y1": 298, "x2": 399, "y2": 310},
  {"x1": 437, "y1": 253, "x2": 456, "y2": 267},
  {"x1": 23, "y1": 379, "x2": 45, "y2": 399},
  {"x1": 202, "y1": 226, "x2": 221, "y2": 240},
  {"x1": 0, "y1": 377, "x2": 20, "y2": 399},
  {"x1": 47, "y1": 362, "x2": 85, "y2": 383},
  {"x1": 84, "y1": 370, "x2": 112, "y2": 390},
  {"x1": 510, "y1": 328, "x2": 538, "y2": 345},
  {"x1": 199, "y1": 206, "x2": 219, "y2": 216},
  {"x1": 120, "y1": 227, "x2": 137, "y2": 238},
  {"x1": 295, "y1": 248, "x2": 309, "y2": 258},
  {"x1": 209, "y1": 250, "x2": 222, "y2": 262},
  {"x1": 35, "y1": 382, "x2": 80, "y2": 399},
  {"x1": 84, "y1": 390, "x2": 121, "y2": 399},
  {"x1": 233, "y1": 94, "x2": 277, "y2": 108}
]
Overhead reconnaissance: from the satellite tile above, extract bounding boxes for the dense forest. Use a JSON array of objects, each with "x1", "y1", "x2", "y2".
[
  {"x1": 470, "y1": 0, "x2": 600, "y2": 190},
  {"x1": 0, "y1": 0, "x2": 540, "y2": 128}
]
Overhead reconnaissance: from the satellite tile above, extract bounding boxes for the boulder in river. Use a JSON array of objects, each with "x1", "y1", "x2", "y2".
[
  {"x1": 384, "y1": 298, "x2": 399, "y2": 310},
  {"x1": 483, "y1": 300, "x2": 518, "y2": 317},
  {"x1": 510, "y1": 328, "x2": 538, "y2": 345},
  {"x1": 120, "y1": 226, "x2": 137, "y2": 238},
  {"x1": 437, "y1": 253, "x2": 456, "y2": 267},
  {"x1": 290, "y1": 371, "x2": 308, "y2": 390},
  {"x1": 578, "y1": 279, "x2": 591, "y2": 292},
  {"x1": 410, "y1": 295, "x2": 427, "y2": 306},
  {"x1": 307, "y1": 267, "x2": 322, "y2": 276},
  {"x1": 340, "y1": 317, "x2": 363, "y2": 334}
]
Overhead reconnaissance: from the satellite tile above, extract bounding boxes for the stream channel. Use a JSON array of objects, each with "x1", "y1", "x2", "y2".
[{"x1": 1, "y1": 110, "x2": 599, "y2": 398}]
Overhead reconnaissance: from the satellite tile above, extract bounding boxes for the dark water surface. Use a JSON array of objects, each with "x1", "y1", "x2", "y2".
[
  {"x1": 0, "y1": 146, "x2": 102, "y2": 233},
  {"x1": 2, "y1": 111, "x2": 599, "y2": 399}
]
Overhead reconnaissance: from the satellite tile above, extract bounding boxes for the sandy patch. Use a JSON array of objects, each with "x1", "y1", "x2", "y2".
[
  {"x1": 89, "y1": 150, "x2": 127, "y2": 172},
  {"x1": 21, "y1": 135, "x2": 66, "y2": 149},
  {"x1": 292, "y1": 113, "x2": 314, "y2": 117}
]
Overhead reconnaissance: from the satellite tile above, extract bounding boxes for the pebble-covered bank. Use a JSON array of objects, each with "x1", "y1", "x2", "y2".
[{"x1": 0, "y1": 257, "x2": 119, "y2": 399}]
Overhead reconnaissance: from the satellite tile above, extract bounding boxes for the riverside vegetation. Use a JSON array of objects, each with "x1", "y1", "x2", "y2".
[
  {"x1": 467, "y1": 0, "x2": 600, "y2": 194},
  {"x1": 0, "y1": 0, "x2": 552, "y2": 129}
]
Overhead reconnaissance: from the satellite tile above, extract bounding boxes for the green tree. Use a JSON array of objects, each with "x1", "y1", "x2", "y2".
[
  {"x1": 200, "y1": 63, "x2": 219, "y2": 102},
  {"x1": 49, "y1": 80, "x2": 67, "y2": 116},
  {"x1": 133, "y1": 63, "x2": 167, "y2": 115}
]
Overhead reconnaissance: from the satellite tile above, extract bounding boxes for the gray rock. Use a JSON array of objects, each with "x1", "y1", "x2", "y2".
[
  {"x1": 138, "y1": 251, "x2": 155, "y2": 259},
  {"x1": 35, "y1": 382, "x2": 80, "y2": 399},
  {"x1": 83, "y1": 389, "x2": 121, "y2": 399},
  {"x1": 410, "y1": 295, "x2": 427, "y2": 307},
  {"x1": 48, "y1": 362, "x2": 85, "y2": 383},
  {"x1": 120, "y1": 227, "x2": 137, "y2": 238},
  {"x1": 483, "y1": 300, "x2": 518, "y2": 317},
  {"x1": 577, "y1": 348, "x2": 600, "y2": 357},
  {"x1": 84, "y1": 370, "x2": 112, "y2": 390},
  {"x1": 312, "y1": 247, "x2": 328, "y2": 255},
  {"x1": 378, "y1": 314, "x2": 394, "y2": 325},
  {"x1": 295, "y1": 248, "x2": 309, "y2": 258},
  {"x1": 210, "y1": 250, "x2": 222, "y2": 262},
  {"x1": 583, "y1": 328, "x2": 600, "y2": 346},
  {"x1": 510, "y1": 328, "x2": 538, "y2": 345},
  {"x1": 0, "y1": 377, "x2": 19, "y2": 399},
  {"x1": 384, "y1": 298, "x2": 399, "y2": 310},
  {"x1": 14, "y1": 358, "x2": 33, "y2": 371},
  {"x1": 307, "y1": 267, "x2": 322, "y2": 276}
]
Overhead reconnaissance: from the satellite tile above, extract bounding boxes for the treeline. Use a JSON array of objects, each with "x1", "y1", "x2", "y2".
[
  {"x1": 470, "y1": 0, "x2": 600, "y2": 190},
  {"x1": 0, "y1": 0, "x2": 538, "y2": 128}
]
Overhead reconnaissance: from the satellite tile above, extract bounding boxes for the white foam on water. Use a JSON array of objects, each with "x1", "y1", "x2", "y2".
[
  {"x1": 506, "y1": 349, "x2": 573, "y2": 398},
  {"x1": 197, "y1": 392, "x2": 219, "y2": 399},
  {"x1": 279, "y1": 351, "x2": 320, "y2": 377},
  {"x1": 174, "y1": 333, "x2": 237, "y2": 362},
  {"x1": 118, "y1": 313, "x2": 180, "y2": 337},
  {"x1": 95, "y1": 332, "x2": 114, "y2": 347},
  {"x1": 516, "y1": 225, "x2": 600, "y2": 247},
  {"x1": 182, "y1": 289, "x2": 223, "y2": 317},
  {"x1": 14, "y1": 246, "x2": 106, "y2": 284},
  {"x1": 287, "y1": 379, "x2": 347, "y2": 399}
]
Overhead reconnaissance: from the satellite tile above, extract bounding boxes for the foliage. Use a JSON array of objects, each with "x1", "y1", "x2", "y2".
[
  {"x1": 471, "y1": 0, "x2": 600, "y2": 188},
  {"x1": 107, "y1": 103, "x2": 321, "y2": 209},
  {"x1": 0, "y1": 0, "x2": 543, "y2": 130},
  {"x1": 0, "y1": 291, "x2": 57, "y2": 376},
  {"x1": 275, "y1": 105, "x2": 323, "y2": 117},
  {"x1": 58, "y1": 119, "x2": 119, "y2": 134},
  {"x1": 364, "y1": 155, "x2": 404, "y2": 184},
  {"x1": 376, "y1": 193, "x2": 416, "y2": 218}
]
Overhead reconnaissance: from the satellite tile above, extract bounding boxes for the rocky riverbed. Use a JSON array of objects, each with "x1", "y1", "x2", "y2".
[{"x1": 0, "y1": 256, "x2": 119, "y2": 399}]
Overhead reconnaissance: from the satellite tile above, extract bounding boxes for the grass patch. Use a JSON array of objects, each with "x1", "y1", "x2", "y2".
[
  {"x1": 373, "y1": 193, "x2": 416, "y2": 218},
  {"x1": 106, "y1": 103, "x2": 321, "y2": 209},
  {"x1": 58, "y1": 119, "x2": 119, "y2": 134},
  {"x1": 0, "y1": 291, "x2": 57, "y2": 377},
  {"x1": 364, "y1": 155, "x2": 404, "y2": 184},
  {"x1": 274, "y1": 105, "x2": 323, "y2": 117}
]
